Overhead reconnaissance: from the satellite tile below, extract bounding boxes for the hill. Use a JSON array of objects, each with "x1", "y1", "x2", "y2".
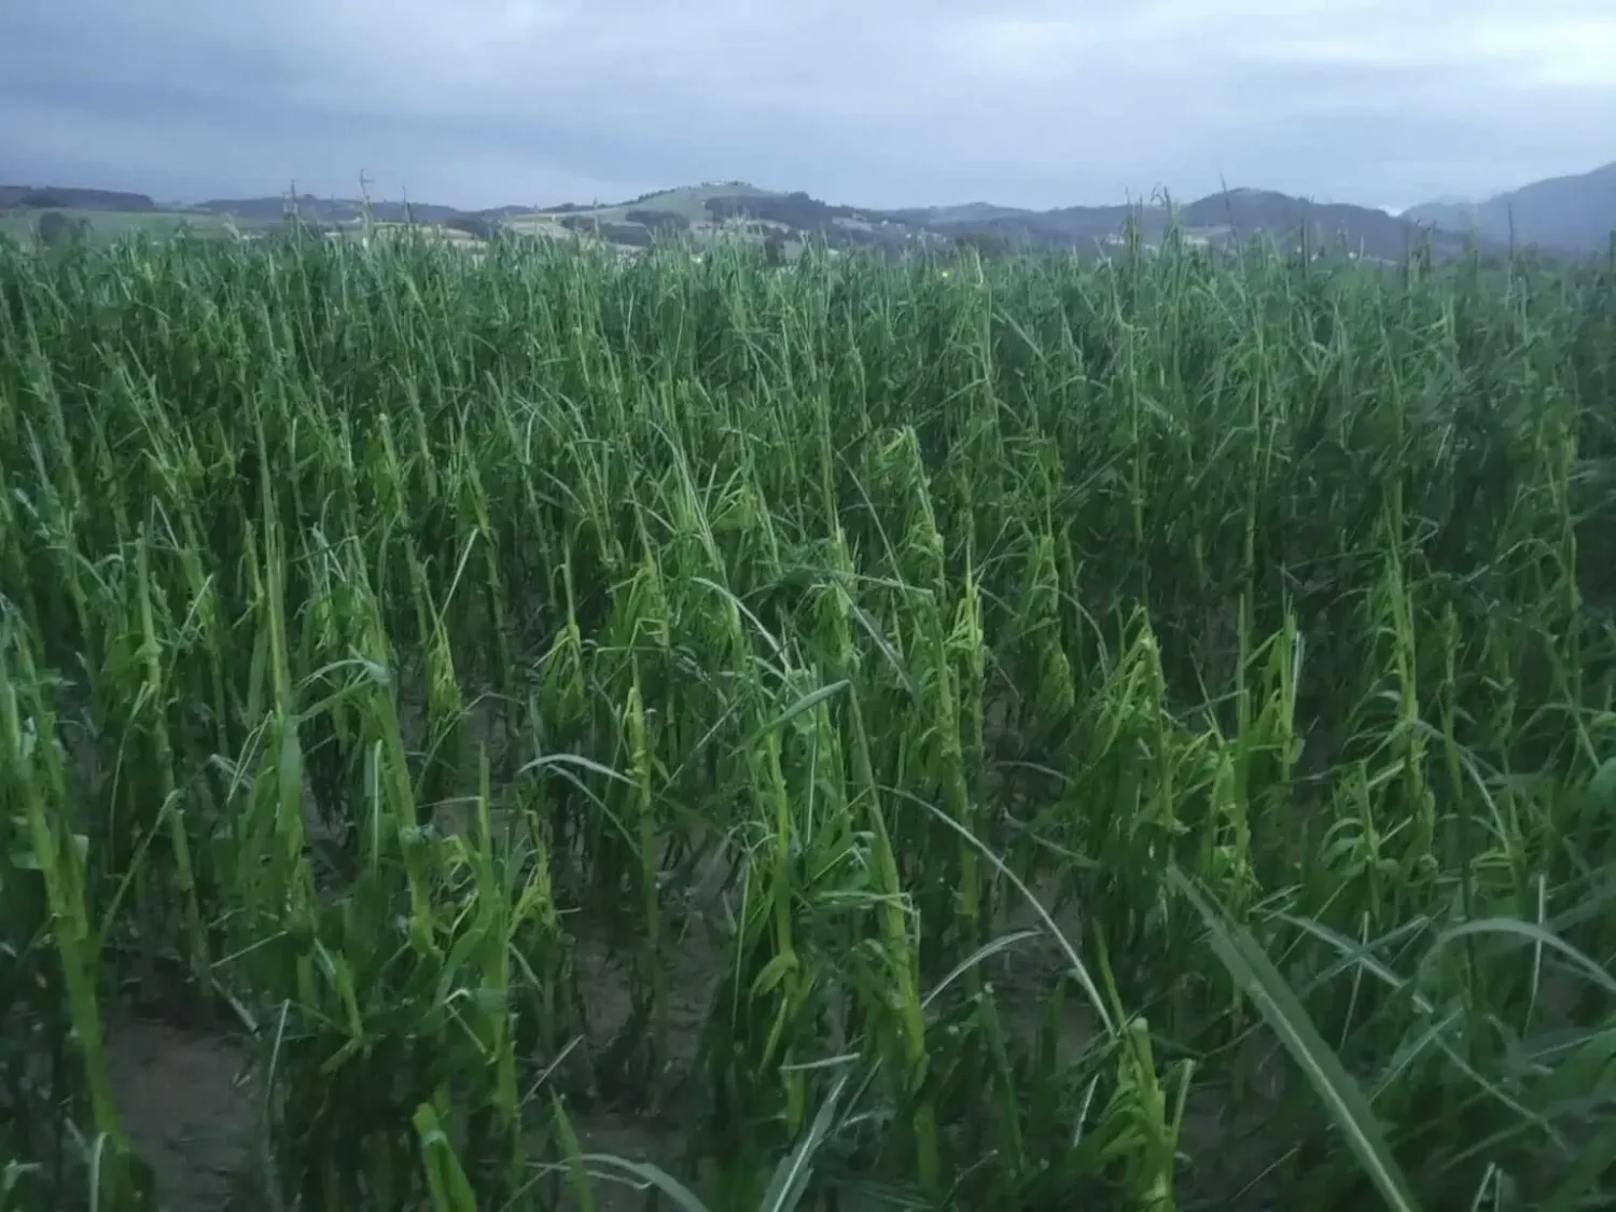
[
  {"x1": 888, "y1": 200, "x2": 1145, "y2": 248},
  {"x1": 1405, "y1": 161, "x2": 1616, "y2": 256},
  {"x1": 502, "y1": 183, "x2": 850, "y2": 250},
  {"x1": 1179, "y1": 189, "x2": 1479, "y2": 260}
]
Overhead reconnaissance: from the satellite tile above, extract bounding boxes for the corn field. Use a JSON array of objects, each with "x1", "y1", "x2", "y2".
[{"x1": 2, "y1": 230, "x2": 1614, "y2": 1211}]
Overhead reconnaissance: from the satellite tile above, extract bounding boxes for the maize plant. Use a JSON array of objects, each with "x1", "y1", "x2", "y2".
[{"x1": 0, "y1": 229, "x2": 1612, "y2": 1212}]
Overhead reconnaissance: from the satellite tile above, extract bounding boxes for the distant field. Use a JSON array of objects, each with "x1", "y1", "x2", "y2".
[
  {"x1": 0, "y1": 207, "x2": 240, "y2": 244},
  {"x1": 0, "y1": 208, "x2": 500, "y2": 252}
]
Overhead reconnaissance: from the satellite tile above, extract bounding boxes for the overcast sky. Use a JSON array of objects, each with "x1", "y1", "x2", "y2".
[{"x1": 4, "y1": 1, "x2": 1614, "y2": 214}]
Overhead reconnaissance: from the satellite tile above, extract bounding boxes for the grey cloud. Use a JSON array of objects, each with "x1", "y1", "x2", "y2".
[{"x1": 3, "y1": 0, "x2": 1613, "y2": 211}]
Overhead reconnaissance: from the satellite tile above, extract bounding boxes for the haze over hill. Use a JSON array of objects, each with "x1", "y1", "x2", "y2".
[{"x1": 1405, "y1": 161, "x2": 1616, "y2": 256}]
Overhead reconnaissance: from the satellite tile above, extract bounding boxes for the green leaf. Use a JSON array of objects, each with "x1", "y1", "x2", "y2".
[
  {"x1": 1432, "y1": 918, "x2": 1616, "y2": 998},
  {"x1": 751, "y1": 950, "x2": 801, "y2": 999},
  {"x1": 517, "y1": 752, "x2": 635, "y2": 787},
  {"x1": 577, "y1": 1156, "x2": 711, "y2": 1212},
  {"x1": 551, "y1": 1094, "x2": 596, "y2": 1212},
  {"x1": 1586, "y1": 756, "x2": 1616, "y2": 811},
  {"x1": 849, "y1": 604, "x2": 919, "y2": 699},
  {"x1": 734, "y1": 681, "x2": 849, "y2": 755},
  {"x1": 1170, "y1": 868, "x2": 1420, "y2": 1212},
  {"x1": 759, "y1": 1076, "x2": 847, "y2": 1212},
  {"x1": 412, "y1": 1103, "x2": 479, "y2": 1212}
]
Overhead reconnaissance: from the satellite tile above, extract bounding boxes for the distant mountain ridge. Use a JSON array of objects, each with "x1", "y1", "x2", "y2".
[
  {"x1": 9, "y1": 162, "x2": 1611, "y2": 259},
  {"x1": 0, "y1": 178, "x2": 1493, "y2": 260},
  {"x1": 1405, "y1": 161, "x2": 1616, "y2": 255}
]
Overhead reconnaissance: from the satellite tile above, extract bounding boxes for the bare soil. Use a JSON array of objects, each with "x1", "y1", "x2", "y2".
[{"x1": 106, "y1": 1019, "x2": 256, "y2": 1211}]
